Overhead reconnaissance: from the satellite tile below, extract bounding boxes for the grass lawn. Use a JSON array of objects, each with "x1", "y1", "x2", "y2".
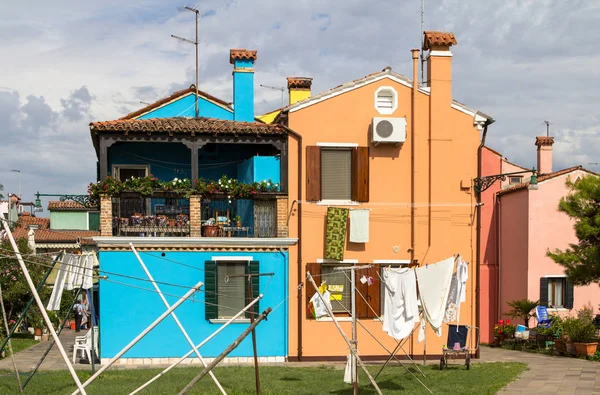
[
  {"x1": 1, "y1": 333, "x2": 39, "y2": 356},
  {"x1": 0, "y1": 362, "x2": 525, "y2": 394}
]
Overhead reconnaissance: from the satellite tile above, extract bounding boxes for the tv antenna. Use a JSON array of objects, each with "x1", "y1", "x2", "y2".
[
  {"x1": 420, "y1": 0, "x2": 425, "y2": 85},
  {"x1": 543, "y1": 120, "x2": 550, "y2": 137},
  {"x1": 171, "y1": 5, "x2": 200, "y2": 118},
  {"x1": 260, "y1": 84, "x2": 285, "y2": 108}
]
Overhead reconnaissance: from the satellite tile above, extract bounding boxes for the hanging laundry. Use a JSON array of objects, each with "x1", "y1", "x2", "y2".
[
  {"x1": 382, "y1": 267, "x2": 419, "y2": 340},
  {"x1": 64, "y1": 254, "x2": 78, "y2": 291},
  {"x1": 343, "y1": 354, "x2": 359, "y2": 384},
  {"x1": 46, "y1": 254, "x2": 70, "y2": 311},
  {"x1": 415, "y1": 256, "x2": 455, "y2": 342},
  {"x1": 324, "y1": 207, "x2": 349, "y2": 261},
  {"x1": 71, "y1": 255, "x2": 84, "y2": 289},
  {"x1": 349, "y1": 209, "x2": 369, "y2": 243},
  {"x1": 443, "y1": 256, "x2": 468, "y2": 324},
  {"x1": 308, "y1": 289, "x2": 333, "y2": 318},
  {"x1": 82, "y1": 253, "x2": 95, "y2": 290}
]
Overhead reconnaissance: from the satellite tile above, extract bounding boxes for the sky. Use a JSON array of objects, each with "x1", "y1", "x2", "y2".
[{"x1": 1, "y1": 0, "x2": 599, "y2": 212}]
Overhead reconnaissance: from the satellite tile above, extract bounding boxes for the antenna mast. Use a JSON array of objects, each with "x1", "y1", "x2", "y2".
[
  {"x1": 172, "y1": 6, "x2": 200, "y2": 118},
  {"x1": 260, "y1": 84, "x2": 285, "y2": 107},
  {"x1": 420, "y1": 0, "x2": 425, "y2": 85},
  {"x1": 544, "y1": 120, "x2": 550, "y2": 137}
]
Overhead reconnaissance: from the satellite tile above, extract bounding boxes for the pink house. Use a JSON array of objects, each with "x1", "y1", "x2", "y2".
[{"x1": 479, "y1": 136, "x2": 597, "y2": 343}]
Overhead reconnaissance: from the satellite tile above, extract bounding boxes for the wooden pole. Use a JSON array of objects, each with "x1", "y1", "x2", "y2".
[
  {"x1": 306, "y1": 272, "x2": 382, "y2": 395},
  {"x1": 178, "y1": 308, "x2": 272, "y2": 395},
  {"x1": 0, "y1": 283, "x2": 22, "y2": 392},
  {"x1": 246, "y1": 276, "x2": 261, "y2": 394}
]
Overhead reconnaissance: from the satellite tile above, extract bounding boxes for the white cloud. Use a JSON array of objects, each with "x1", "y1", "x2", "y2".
[{"x1": 0, "y1": 0, "x2": 599, "y2": 211}]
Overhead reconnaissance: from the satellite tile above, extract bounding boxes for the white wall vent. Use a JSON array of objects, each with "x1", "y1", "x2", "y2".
[{"x1": 371, "y1": 117, "x2": 406, "y2": 146}]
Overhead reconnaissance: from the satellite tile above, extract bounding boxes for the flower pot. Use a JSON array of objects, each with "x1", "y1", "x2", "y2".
[
  {"x1": 169, "y1": 219, "x2": 176, "y2": 227},
  {"x1": 236, "y1": 221, "x2": 242, "y2": 227},
  {"x1": 70, "y1": 322, "x2": 76, "y2": 330},
  {"x1": 574, "y1": 342, "x2": 598, "y2": 357},
  {"x1": 566, "y1": 341, "x2": 577, "y2": 356},
  {"x1": 554, "y1": 339, "x2": 566, "y2": 355},
  {"x1": 34, "y1": 327, "x2": 42, "y2": 336},
  {"x1": 203, "y1": 225, "x2": 219, "y2": 237}
]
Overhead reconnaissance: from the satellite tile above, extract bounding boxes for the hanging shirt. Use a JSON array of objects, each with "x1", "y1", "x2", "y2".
[
  {"x1": 415, "y1": 256, "x2": 455, "y2": 342},
  {"x1": 444, "y1": 256, "x2": 469, "y2": 324},
  {"x1": 382, "y1": 268, "x2": 419, "y2": 340}
]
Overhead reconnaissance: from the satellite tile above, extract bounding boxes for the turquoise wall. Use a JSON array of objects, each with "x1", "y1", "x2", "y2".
[
  {"x1": 232, "y1": 59, "x2": 254, "y2": 122},
  {"x1": 237, "y1": 157, "x2": 280, "y2": 187},
  {"x1": 98, "y1": 250, "x2": 288, "y2": 358},
  {"x1": 138, "y1": 94, "x2": 233, "y2": 120},
  {"x1": 50, "y1": 211, "x2": 88, "y2": 230}
]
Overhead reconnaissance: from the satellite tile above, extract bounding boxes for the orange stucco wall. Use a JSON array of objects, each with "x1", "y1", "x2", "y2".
[{"x1": 285, "y1": 50, "x2": 483, "y2": 359}]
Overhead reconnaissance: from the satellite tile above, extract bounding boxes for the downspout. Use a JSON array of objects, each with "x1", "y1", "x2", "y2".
[
  {"x1": 410, "y1": 49, "x2": 419, "y2": 266},
  {"x1": 496, "y1": 193, "x2": 502, "y2": 327},
  {"x1": 475, "y1": 116, "x2": 494, "y2": 359},
  {"x1": 280, "y1": 118, "x2": 303, "y2": 361}
]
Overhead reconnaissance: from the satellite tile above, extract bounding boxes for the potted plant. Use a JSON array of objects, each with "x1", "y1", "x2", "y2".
[
  {"x1": 564, "y1": 309, "x2": 599, "y2": 357},
  {"x1": 233, "y1": 215, "x2": 242, "y2": 227}
]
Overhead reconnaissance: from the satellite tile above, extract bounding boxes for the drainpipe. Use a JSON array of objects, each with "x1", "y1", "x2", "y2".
[
  {"x1": 410, "y1": 49, "x2": 419, "y2": 266},
  {"x1": 280, "y1": 119, "x2": 303, "y2": 361},
  {"x1": 475, "y1": 116, "x2": 494, "y2": 359},
  {"x1": 496, "y1": 193, "x2": 502, "y2": 327}
]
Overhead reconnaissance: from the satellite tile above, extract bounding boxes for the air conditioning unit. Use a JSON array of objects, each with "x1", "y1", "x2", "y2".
[{"x1": 371, "y1": 117, "x2": 406, "y2": 146}]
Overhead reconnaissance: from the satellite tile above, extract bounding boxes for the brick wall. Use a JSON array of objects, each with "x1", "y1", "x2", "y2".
[
  {"x1": 276, "y1": 196, "x2": 288, "y2": 238},
  {"x1": 190, "y1": 195, "x2": 201, "y2": 237},
  {"x1": 100, "y1": 195, "x2": 112, "y2": 236}
]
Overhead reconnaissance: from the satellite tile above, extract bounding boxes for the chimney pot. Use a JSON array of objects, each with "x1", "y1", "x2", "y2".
[
  {"x1": 535, "y1": 136, "x2": 554, "y2": 174},
  {"x1": 286, "y1": 77, "x2": 312, "y2": 105},
  {"x1": 230, "y1": 48, "x2": 257, "y2": 122}
]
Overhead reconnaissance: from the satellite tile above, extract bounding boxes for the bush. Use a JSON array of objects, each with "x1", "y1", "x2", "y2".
[{"x1": 563, "y1": 309, "x2": 598, "y2": 343}]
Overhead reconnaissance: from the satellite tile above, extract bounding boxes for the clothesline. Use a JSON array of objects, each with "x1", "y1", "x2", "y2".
[{"x1": 295, "y1": 201, "x2": 479, "y2": 207}]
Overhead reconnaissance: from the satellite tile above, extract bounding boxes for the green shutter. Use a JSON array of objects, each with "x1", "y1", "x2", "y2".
[
  {"x1": 246, "y1": 261, "x2": 260, "y2": 318},
  {"x1": 564, "y1": 277, "x2": 574, "y2": 309},
  {"x1": 539, "y1": 278, "x2": 548, "y2": 307},
  {"x1": 204, "y1": 260, "x2": 218, "y2": 320},
  {"x1": 88, "y1": 212, "x2": 100, "y2": 231}
]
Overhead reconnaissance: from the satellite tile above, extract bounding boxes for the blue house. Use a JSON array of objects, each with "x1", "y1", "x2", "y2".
[{"x1": 90, "y1": 49, "x2": 297, "y2": 365}]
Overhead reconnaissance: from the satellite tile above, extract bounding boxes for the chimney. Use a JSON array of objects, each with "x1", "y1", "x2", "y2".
[
  {"x1": 286, "y1": 77, "x2": 312, "y2": 105},
  {"x1": 423, "y1": 31, "x2": 457, "y2": 107},
  {"x1": 230, "y1": 49, "x2": 258, "y2": 122},
  {"x1": 535, "y1": 136, "x2": 554, "y2": 174}
]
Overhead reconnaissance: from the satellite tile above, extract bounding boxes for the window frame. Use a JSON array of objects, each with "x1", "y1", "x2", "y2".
[
  {"x1": 374, "y1": 86, "x2": 398, "y2": 115},
  {"x1": 320, "y1": 147, "x2": 354, "y2": 204},
  {"x1": 508, "y1": 176, "x2": 523, "y2": 185},
  {"x1": 112, "y1": 165, "x2": 149, "y2": 181},
  {"x1": 547, "y1": 277, "x2": 566, "y2": 308},
  {"x1": 540, "y1": 275, "x2": 573, "y2": 310}
]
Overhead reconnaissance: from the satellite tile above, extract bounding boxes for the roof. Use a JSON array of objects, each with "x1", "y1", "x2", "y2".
[
  {"x1": 280, "y1": 67, "x2": 491, "y2": 121},
  {"x1": 119, "y1": 85, "x2": 232, "y2": 120},
  {"x1": 17, "y1": 216, "x2": 50, "y2": 230},
  {"x1": 48, "y1": 201, "x2": 97, "y2": 211},
  {"x1": 422, "y1": 31, "x2": 457, "y2": 50},
  {"x1": 11, "y1": 228, "x2": 99, "y2": 245},
  {"x1": 535, "y1": 136, "x2": 555, "y2": 147},
  {"x1": 90, "y1": 117, "x2": 287, "y2": 136},
  {"x1": 497, "y1": 166, "x2": 595, "y2": 196}
]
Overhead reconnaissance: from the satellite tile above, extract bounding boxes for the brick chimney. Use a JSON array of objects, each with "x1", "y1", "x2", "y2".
[
  {"x1": 286, "y1": 77, "x2": 312, "y2": 105},
  {"x1": 535, "y1": 136, "x2": 554, "y2": 174},
  {"x1": 230, "y1": 49, "x2": 258, "y2": 122}
]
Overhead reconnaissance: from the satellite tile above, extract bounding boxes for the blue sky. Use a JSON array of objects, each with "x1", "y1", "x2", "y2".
[{"x1": 1, "y1": 0, "x2": 599, "y2": 210}]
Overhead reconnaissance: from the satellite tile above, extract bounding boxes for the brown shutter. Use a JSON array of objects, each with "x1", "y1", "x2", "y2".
[
  {"x1": 352, "y1": 147, "x2": 370, "y2": 202},
  {"x1": 306, "y1": 146, "x2": 321, "y2": 201},
  {"x1": 366, "y1": 266, "x2": 381, "y2": 318},
  {"x1": 355, "y1": 266, "x2": 381, "y2": 319},
  {"x1": 305, "y1": 262, "x2": 321, "y2": 319}
]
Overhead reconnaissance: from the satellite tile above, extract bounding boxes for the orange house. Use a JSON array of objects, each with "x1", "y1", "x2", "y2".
[{"x1": 278, "y1": 32, "x2": 494, "y2": 360}]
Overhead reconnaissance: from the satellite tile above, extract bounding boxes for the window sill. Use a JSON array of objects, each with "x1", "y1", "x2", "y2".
[
  {"x1": 209, "y1": 318, "x2": 250, "y2": 324},
  {"x1": 316, "y1": 316, "x2": 353, "y2": 322},
  {"x1": 316, "y1": 200, "x2": 359, "y2": 206},
  {"x1": 547, "y1": 307, "x2": 570, "y2": 312}
]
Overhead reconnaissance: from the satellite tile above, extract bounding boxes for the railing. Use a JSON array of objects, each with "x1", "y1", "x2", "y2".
[{"x1": 111, "y1": 195, "x2": 278, "y2": 238}]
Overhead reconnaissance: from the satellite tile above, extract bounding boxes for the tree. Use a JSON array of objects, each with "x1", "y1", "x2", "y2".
[
  {"x1": 547, "y1": 175, "x2": 600, "y2": 285},
  {"x1": 506, "y1": 299, "x2": 539, "y2": 328},
  {"x1": 0, "y1": 183, "x2": 4, "y2": 199}
]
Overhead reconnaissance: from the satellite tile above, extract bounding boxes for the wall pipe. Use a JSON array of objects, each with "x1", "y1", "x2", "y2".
[{"x1": 410, "y1": 48, "x2": 419, "y2": 268}]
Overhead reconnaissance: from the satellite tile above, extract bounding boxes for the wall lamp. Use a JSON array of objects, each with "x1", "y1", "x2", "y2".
[
  {"x1": 34, "y1": 192, "x2": 98, "y2": 213},
  {"x1": 473, "y1": 168, "x2": 538, "y2": 195}
]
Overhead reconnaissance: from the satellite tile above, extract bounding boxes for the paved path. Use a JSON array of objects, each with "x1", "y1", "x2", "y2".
[{"x1": 479, "y1": 346, "x2": 600, "y2": 394}]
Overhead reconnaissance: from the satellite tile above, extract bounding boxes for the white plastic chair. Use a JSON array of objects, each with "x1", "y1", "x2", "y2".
[{"x1": 73, "y1": 326, "x2": 98, "y2": 363}]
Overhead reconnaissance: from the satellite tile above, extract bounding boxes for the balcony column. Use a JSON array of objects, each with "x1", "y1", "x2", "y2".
[
  {"x1": 100, "y1": 195, "x2": 113, "y2": 236},
  {"x1": 276, "y1": 195, "x2": 288, "y2": 237},
  {"x1": 189, "y1": 195, "x2": 202, "y2": 237}
]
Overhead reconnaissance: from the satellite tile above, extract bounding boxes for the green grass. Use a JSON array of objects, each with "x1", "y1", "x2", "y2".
[
  {"x1": 1, "y1": 333, "x2": 39, "y2": 356},
  {"x1": 0, "y1": 362, "x2": 526, "y2": 394}
]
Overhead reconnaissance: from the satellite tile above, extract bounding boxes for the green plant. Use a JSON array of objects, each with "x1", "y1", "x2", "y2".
[
  {"x1": 563, "y1": 309, "x2": 597, "y2": 343},
  {"x1": 233, "y1": 215, "x2": 241, "y2": 223},
  {"x1": 506, "y1": 299, "x2": 539, "y2": 327}
]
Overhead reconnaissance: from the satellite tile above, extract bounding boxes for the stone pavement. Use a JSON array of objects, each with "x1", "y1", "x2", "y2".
[{"x1": 478, "y1": 346, "x2": 600, "y2": 394}]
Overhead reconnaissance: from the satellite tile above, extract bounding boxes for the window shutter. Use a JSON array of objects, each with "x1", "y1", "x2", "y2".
[
  {"x1": 564, "y1": 277, "x2": 574, "y2": 309},
  {"x1": 205, "y1": 260, "x2": 218, "y2": 320},
  {"x1": 539, "y1": 277, "x2": 548, "y2": 307},
  {"x1": 354, "y1": 266, "x2": 381, "y2": 319},
  {"x1": 306, "y1": 262, "x2": 321, "y2": 319},
  {"x1": 246, "y1": 261, "x2": 260, "y2": 318},
  {"x1": 352, "y1": 147, "x2": 370, "y2": 202},
  {"x1": 306, "y1": 146, "x2": 321, "y2": 201}
]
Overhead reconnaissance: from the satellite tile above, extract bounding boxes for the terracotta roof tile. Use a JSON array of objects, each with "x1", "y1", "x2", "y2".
[
  {"x1": 119, "y1": 85, "x2": 231, "y2": 120},
  {"x1": 229, "y1": 49, "x2": 257, "y2": 64},
  {"x1": 90, "y1": 117, "x2": 287, "y2": 136},
  {"x1": 287, "y1": 77, "x2": 313, "y2": 90},
  {"x1": 423, "y1": 31, "x2": 457, "y2": 50},
  {"x1": 48, "y1": 201, "x2": 97, "y2": 211},
  {"x1": 497, "y1": 166, "x2": 594, "y2": 196},
  {"x1": 535, "y1": 136, "x2": 555, "y2": 147},
  {"x1": 17, "y1": 216, "x2": 49, "y2": 229},
  {"x1": 10, "y1": 228, "x2": 99, "y2": 245}
]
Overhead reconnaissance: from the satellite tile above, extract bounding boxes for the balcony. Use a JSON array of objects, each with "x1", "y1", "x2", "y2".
[{"x1": 107, "y1": 193, "x2": 285, "y2": 238}]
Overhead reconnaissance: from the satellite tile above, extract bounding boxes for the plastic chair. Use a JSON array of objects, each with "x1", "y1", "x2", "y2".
[
  {"x1": 536, "y1": 306, "x2": 552, "y2": 328},
  {"x1": 73, "y1": 326, "x2": 98, "y2": 363}
]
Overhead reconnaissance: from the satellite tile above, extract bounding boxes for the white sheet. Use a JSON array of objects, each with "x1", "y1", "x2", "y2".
[
  {"x1": 46, "y1": 254, "x2": 69, "y2": 310},
  {"x1": 382, "y1": 268, "x2": 419, "y2": 340}
]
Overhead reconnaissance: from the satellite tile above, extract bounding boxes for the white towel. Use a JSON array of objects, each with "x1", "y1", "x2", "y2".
[
  {"x1": 64, "y1": 254, "x2": 77, "y2": 291},
  {"x1": 46, "y1": 254, "x2": 69, "y2": 310},
  {"x1": 415, "y1": 256, "x2": 456, "y2": 342},
  {"x1": 349, "y1": 209, "x2": 369, "y2": 243}
]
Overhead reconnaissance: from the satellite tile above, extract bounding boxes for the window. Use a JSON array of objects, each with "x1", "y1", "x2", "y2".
[
  {"x1": 374, "y1": 87, "x2": 398, "y2": 115},
  {"x1": 509, "y1": 176, "x2": 523, "y2": 185},
  {"x1": 204, "y1": 260, "x2": 259, "y2": 321},
  {"x1": 305, "y1": 262, "x2": 380, "y2": 319},
  {"x1": 306, "y1": 146, "x2": 369, "y2": 203},
  {"x1": 540, "y1": 276, "x2": 573, "y2": 309},
  {"x1": 112, "y1": 165, "x2": 148, "y2": 182}
]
